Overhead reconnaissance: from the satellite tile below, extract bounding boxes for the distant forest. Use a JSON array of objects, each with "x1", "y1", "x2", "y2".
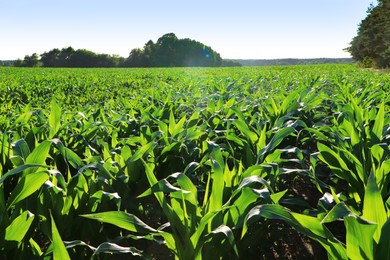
[
  {"x1": 229, "y1": 58, "x2": 353, "y2": 66},
  {"x1": 2, "y1": 33, "x2": 240, "y2": 68},
  {"x1": 1, "y1": 56, "x2": 354, "y2": 68},
  {"x1": 0, "y1": 33, "x2": 354, "y2": 68}
]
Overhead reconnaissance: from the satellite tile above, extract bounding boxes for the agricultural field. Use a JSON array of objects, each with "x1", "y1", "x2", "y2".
[{"x1": 0, "y1": 64, "x2": 390, "y2": 259}]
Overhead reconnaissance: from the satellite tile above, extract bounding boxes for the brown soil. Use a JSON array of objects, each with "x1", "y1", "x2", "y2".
[{"x1": 264, "y1": 222, "x2": 327, "y2": 260}]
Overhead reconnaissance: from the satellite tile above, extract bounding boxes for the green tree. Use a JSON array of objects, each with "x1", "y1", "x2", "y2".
[
  {"x1": 125, "y1": 48, "x2": 150, "y2": 67},
  {"x1": 40, "y1": 47, "x2": 125, "y2": 67},
  {"x1": 59, "y1": 47, "x2": 75, "y2": 67},
  {"x1": 13, "y1": 59, "x2": 24, "y2": 67},
  {"x1": 154, "y1": 33, "x2": 179, "y2": 66},
  {"x1": 346, "y1": 0, "x2": 390, "y2": 68},
  {"x1": 41, "y1": 48, "x2": 62, "y2": 67},
  {"x1": 69, "y1": 49, "x2": 97, "y2": 67},
  {"x1": 125, "y1": 33, "x2": 223, "y2": 67},
  {"x1": 23, "y1": 53, "x2": 40, "y2": 67}
]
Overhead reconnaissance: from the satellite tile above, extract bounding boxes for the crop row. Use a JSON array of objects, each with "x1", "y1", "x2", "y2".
[{"x1": 0, "y1": 65, "x2": 389, "y2": 259}]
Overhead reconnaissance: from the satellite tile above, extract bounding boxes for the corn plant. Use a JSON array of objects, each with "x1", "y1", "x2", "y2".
[{"x1": 244, "y1": 172, "x2": 390, "y2": 260}]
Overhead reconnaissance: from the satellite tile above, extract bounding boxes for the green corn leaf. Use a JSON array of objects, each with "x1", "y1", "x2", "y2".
[
  {"x1": 90, "y1": 191, "x2": 121, "y2": 212},
  {"x1": 317, "y1": 143, "x2": 362, "y2": 196},
  {"x1": 168, "y1": 110, "x2": 176, "y2": 136},
  {"x1": 63, "y1": 240, "x2": 96, "y2": 252},
  {"x1": 50, "y1": 169, "x2": 67, "y2": 191},
  {"x1": 350, "y1": 98, "x2": 364, "y2": 127},
  {"x1": 138, "y1": 168, "x2": 188, "y2": 255},
  {"x1": 29, "y1": 238, "x2": 43, "y2": 256},
  {"x1": 171, "y1": 115, "x2": 186, "y2": 138},
  {"x1": 304, "y1": 128, "x2": 328, "y2": 141},
  {"x1": 141, "y1": 160, "x2": 182, "y2": 242},
  {"x1": 376, "y1": 159, "x2": 390, "y2": 195},
  {"x1": 236, "y1": 175, "x2": 271, "y2": 191},
  {"x1": 317, "y1": 143, "x2": 350, "y2": 172},
  {"x1": 141, "y1": 170, "x2": 198, "y2": 211},
  {"x1": 187, "y1": 110, "x2": 201, "y2": 128},
  {"x1": 242, "y1": 204, "x2": 347, "y2": 259},
  {"x1": 375, "y1": 218, "x2": 390, "y2": 260},
  {"x1": 44, "y1": 240, "x2": 96, "y2": 256},
  {"x1": 51, "y1": 139, "x2": 84, "y2": 169},
  {"x1": 157, "y1": 120, "x2": 168, "y2": 134},
  {"x1": 6, "y1": 171, "x2": 49, "y2": 209},
  {"x1": 339, "y1": 118, "x2": 360, "y2": 146},
  {"x1": 12, "y1": 139, "x2": 30, "y2": 161},
  {"x1": 0, "y1": 186, "x2": 5, "y2": 218},
  {"x1": 168, "y1": 185, "x2": 196, "y2": 234},
  {"x1": 10, "y1": 155, "x2": 24, "y2": 167},
  {"x1": 208, "y1": 154, "x2": 224, "y2": 212},
  {"x1": 125, "y1": 142, "x2": 155, "y2": 164},
  {"x1": 210, "y1": 225, "x2": 239, "y2": 257},
  {"x1": 4, "y1": 210, "x2": 35, "y2": 242},
  {"x1": 280, "y1": 90, "x2": 299, "y2": 114},
  {"x1": 363, "y1": 172, "x2": 387, "y2": 243},
  {"x1": 49, "y1": 99, "x2": 62, "y2": 139},
  {"x1": 371, "y1": 144, "x2": 385, "y2": 164},
  {"x1": 51, "y1": 214, "x2": 70, "y2": 260},
  {"x1": 138, "y1": 178, "x2": 189, "y2": 198},
  {"x1": 338, "y1": 147, "x2": 365, "y2": 183},
  {"x1": 372, "y1": 103, "x2": 384, "y2": 141},
  {"x1": 242, "y1": 165, "x2": 267, "y2": 179},
  {"x1": 330, "y1": 186, "x2": 341, "y2": 204},
  {"x1": 81, "y1": 211, "x2": 157, "y2": 233},
  {"x1": 142, "y1": 160, "x2": 164, "y2": 205},
  {"x1": 228, "y1": 188, "x2": 259, "y2": 222},
  {"x1": 11, "y1": 111, "x2": 32, "y2": 127},
  {"x1": 226, "y1": 132, "x2": 245, "y2": 146},
  {"x1": 268, "y1": 97, "x2": 279, "y2": 115},
  {"x1": 270, "y1": 189, "x2": 288, "y2": 204},
  {"x1": 257, "y1": 124, "x2": 268, "y2": 151},
  {"x1": 233, "y1": 118, "x2": 258, "y2": 144},
  {"x1": 93, "y1": 242, "x2": 143, "y2": 256},
  {"x1": 183, "y1": 161, "x2": 199, "y2": 176},
  {"x1": 345, "y1": 216, "x2": 376, "y2": 260},
  {"x1": 25, "y1": 140, "x2": 52, "y2": 173},
  {"x1": 176, "y1": 171, "x2": 198, "y2": 208},
  {"x1": 161, "y1": 142, "x2": 182, "y2": 156},
  {"x1": 321, "y1": 202, "x2": 356, "y2": 223},
  {"x1": 0, "y1": 134, "x2": 10, "y2": 175},
  {"x1": 259, "y1": 127, "x2": 295, "y2": 158},
  {"x1": 159, "y1": 229, "x2": 177, "y2": 253},
  {"x1": 0, "y1": 164, "x2": 47, "y2": 185},
  {"x1": 78, "y1": 163, "x2": 115, "y2": 180},
  {"x1": 185, "y1": 128, "x2": 205, "y2": 141},
  {"x1": 191, "y1": 210, "x2": 221, "y2": 246},
  {"x1": 322, "y1": 202, "x2": 377, "y2": 260}
]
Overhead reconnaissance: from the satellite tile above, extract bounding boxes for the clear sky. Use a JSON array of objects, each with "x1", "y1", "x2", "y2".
[{"x1": 0, "y1": 0, "x2": 376, "y2": 60}]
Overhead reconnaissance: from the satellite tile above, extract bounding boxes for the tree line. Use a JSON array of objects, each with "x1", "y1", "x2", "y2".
[
  {"x1": 14, "y1": 48, "x2": 125, "y2": 68},
  {"x1": 346, "y1": 0, "x2": 390, "y2": 68},
  {"x1": 230, "y1": 58, "x2": 353, "y2": 67},
  {"x1": 12, "y1": 33, "x2": 241, "y2": 68}
]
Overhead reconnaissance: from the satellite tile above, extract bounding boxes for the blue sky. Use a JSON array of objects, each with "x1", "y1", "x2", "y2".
[{"x1": 0, "y1": 0, "x2": 376, "y2": 60}]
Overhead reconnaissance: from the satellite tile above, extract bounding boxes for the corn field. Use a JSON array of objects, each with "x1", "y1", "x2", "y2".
[{"x1": 1, "y1": 65, "x2": 390, "y2": 259}]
